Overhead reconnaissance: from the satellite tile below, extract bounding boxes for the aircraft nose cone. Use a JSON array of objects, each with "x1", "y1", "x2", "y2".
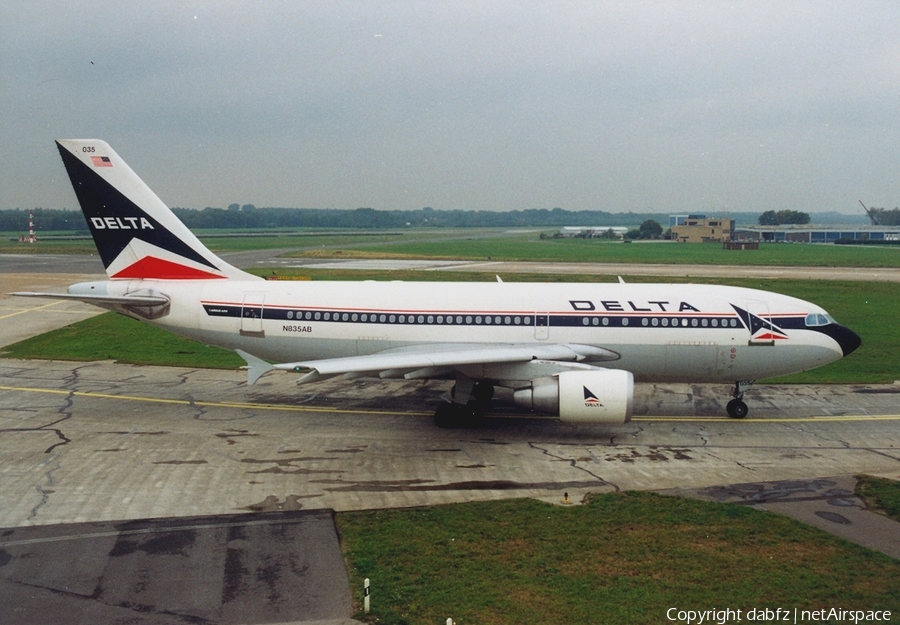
[{"x1": 832, "y1": 324, "x2": 862, "y2": 357}]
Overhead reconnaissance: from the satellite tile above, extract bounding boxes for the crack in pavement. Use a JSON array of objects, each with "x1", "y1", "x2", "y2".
[
  {"x1": 778, "y1": 421, "x2": 851, "y2": 449},
  {"x1": 698, "y1": 426, "x2": 711, "y2": 447},
  {"x1": 0, "y1": 390, "x2": 76, "y2": 453},
  {"x1": 864, "y1": 448, "x2": 900, "y2": 463},
  {"x1": 60, "y1": 362, "x2": 101, "y2": 390},
  {"x1": 528, "y1": 441, "x2": 621, "y2": 492},
  {"x1": 28, "y1": 456, "x2": 62, "y2": 522}
]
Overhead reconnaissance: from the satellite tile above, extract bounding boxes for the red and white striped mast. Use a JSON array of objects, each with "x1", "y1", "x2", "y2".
[{"x1": 28, "y1": 210, "x2": 36, "y2": 243}]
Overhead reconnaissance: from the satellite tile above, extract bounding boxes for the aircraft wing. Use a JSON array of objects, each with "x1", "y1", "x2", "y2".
[
  {"x1": 10, "y1": 291, "x2": 170, "y2": 307},
  {"x1": 237, "y1": 343, "x2": 620, "y2": 386}
]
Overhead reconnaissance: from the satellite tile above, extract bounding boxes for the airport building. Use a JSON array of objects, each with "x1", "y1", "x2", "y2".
[
  {"x1": 669, "y1": 215, "x2": 734, "y2": 243},
  {"x1": 733, "y1": 225, "x2": 900, "y2": 243},
  {"x1": 557, "y1": 226, "x2": 629, "y2": 239}
]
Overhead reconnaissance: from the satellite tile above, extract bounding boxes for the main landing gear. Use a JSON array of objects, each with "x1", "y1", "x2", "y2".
[
  {"x1": 726, "y1": 380, "x2": 753, "y2": 419},
  {"x1": 434, "y1": 380, "x2": 494, "y2": 428}
]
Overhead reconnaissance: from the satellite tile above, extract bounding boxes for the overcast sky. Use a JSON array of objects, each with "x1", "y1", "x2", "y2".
[{"x1": 3, "y1": 2, "x2": 900, "y2": 214}]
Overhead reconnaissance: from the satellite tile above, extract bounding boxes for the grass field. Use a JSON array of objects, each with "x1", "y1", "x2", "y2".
[
  {"x1": 0, "y1": 311, "x2": 244, "y2": 369},
  {"x1": 5, "y1": 227, "x2": 900, "y2": 267},
  {"x1": 2, "y1": 270, "x2": 894, "y2": 384},
  {"x1": 856, "y1": 476, "x2": 900, "y2": 522},
  {"x1": 199, "y1": 231, "x2": 411, "y2": 252},
  {"x1": 336, "y1": 491, "x2": 900, "y2": 625},
  {"x1": 0, "y1": 231, "x2": 413, "y2": 255},
  {"x1": 287, "y1": 234, "x2": 900, "y2": 268}
]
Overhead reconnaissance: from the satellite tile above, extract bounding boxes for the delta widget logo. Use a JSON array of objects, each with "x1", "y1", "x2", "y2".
[{"x1": 584, "y1": 386, "x2": 603, "y2": 408}]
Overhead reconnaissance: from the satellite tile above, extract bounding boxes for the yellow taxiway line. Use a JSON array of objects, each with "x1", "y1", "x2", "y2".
[
  {"x1": 0, "y1": 384, "x2": 429, "y2": 416},
  {"x1": 1, "y1": 384, "x2": 899, "y2": 422},
  {"x1": 0, "y1": 299, "x2": 65, "y2": 320}
]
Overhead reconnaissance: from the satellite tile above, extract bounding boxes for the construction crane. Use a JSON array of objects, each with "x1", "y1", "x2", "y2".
[{"x1": 859, "y1": 200, "x2": 880, "y2": 226}]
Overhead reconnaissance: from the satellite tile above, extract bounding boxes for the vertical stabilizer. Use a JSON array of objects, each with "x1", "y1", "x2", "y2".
[{"x1": 56, "y1": 139, "x2": 258, "y2": 281}]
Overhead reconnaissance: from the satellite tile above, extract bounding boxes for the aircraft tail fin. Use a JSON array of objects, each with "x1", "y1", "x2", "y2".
[{"x1": 55, "y1": 139, "x2": 258, "y2": 281}]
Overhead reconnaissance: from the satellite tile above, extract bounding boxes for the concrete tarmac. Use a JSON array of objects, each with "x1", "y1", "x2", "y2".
[
  {"x1": 2, "y1": 358, "x2": 899, "y2": 528},
  {"x1": 3, "y1": 360, "x2": 899, "y2": 623},
  {"x1": 0, "y1": 272, "x2": 105, "y2": 348}
]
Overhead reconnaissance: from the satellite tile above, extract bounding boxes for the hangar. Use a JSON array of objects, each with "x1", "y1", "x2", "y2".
[{"x1": 734, "y1": 225, "x2": 900, "y2": 243}]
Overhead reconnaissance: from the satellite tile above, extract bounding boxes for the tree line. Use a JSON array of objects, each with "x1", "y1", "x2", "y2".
[
  {"x1": 758, "y1": 210, "x2": 810, "y2": 225},
  {"x1": 865, "y1": 207, "x2": 900, "y2": 226},
  {"x1": 1, "y1": 205, "x2": 671, "y2": 232},
  {"x1": 757, "y1": 208, "x2": 900, "y2": 227}
]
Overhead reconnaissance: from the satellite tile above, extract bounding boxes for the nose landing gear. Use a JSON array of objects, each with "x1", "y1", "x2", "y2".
[
  {"x1": 726, "y1": 381, "x2": 753, "y2": 419},
  {"x1": 726, "y1": 398, "x2": 748, "y2": 419}
]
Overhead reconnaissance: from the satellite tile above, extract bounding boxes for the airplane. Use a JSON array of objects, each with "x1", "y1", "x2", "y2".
[{"x1": 13, "y1": 140, "x2": 862, "y2": 427}]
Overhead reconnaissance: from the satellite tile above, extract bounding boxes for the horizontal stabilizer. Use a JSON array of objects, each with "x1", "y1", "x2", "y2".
[
  {"x1": 235, "y1": 349, "x2": 275, "y2": 385},
  {"x1": 10, "y1": 291, "x2": 170, "y2": 306}
]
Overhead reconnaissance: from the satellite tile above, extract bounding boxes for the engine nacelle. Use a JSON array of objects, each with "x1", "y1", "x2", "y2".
[{"x1": 513, "y1": 369, "x2": 634, "y2": 424}]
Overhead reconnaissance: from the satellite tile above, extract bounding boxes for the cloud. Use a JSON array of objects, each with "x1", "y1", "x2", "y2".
[{"x1": 3, "y1": 2, "x2": 900, "y2": 212}]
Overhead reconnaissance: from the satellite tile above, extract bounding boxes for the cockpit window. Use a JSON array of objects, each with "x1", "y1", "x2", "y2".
[{"x1": 805, "y1": 313, "x2": 833, "y2": 327}]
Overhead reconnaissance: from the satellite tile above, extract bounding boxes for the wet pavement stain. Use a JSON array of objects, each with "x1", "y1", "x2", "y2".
[
  {"x1": 241, "y1": 495, "x2": 311, "y2": 512},
  {"x1": 216, "y1": 429, "x2": 259, "y2": 445},
  {"x1": 601, "y1": 446, "x2": 694, "y2": 463},
  {"x1": 699, "y1": 478, "x2": 856, "y2": 505},
  {"x1": 222, "y1": 546, "x2": 249, "y2": 604},
  {"x1": 311, "y1": 478, "x2": 604, "y2": 493},
  {"x1": 246, "y1": 466, "x2": 339, "y2": 476},
  {"x1": 240, "y1": 455, "x2": 342, "y2": 475},
  {"x1": 153, "y1": 460, "x2": 208, "y2": 465},
  {"x1": 815, "y1": 511, "x2": 852, "y2": 524},
  {"x1": 110, "y1": 530, "x2": 196, "y2": 557},
  {"x1": 241, "y1": 456, "x2": 337, "y2": 466},
  {"x1": 324, "y1": 445, "x2": 368, "y2": 453}
]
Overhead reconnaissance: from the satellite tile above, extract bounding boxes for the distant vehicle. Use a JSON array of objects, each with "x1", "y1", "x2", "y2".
[{"x1": 15, "y1": 140, "x2": 861, "y2": 425}]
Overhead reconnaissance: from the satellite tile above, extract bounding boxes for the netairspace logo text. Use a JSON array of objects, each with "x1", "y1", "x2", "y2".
[{"x1": 666, "y1": 607, "x2": 892, "y2": 624}]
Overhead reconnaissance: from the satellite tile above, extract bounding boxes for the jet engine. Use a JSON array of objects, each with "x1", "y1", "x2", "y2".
[{"x1": 513, "y1": 369, "x2": 634, "y2": 424}]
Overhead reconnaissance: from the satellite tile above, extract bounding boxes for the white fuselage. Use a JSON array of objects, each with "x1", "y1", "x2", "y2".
[{"x1": 82, "y1": 278, "x2": 845, "y2": 384}]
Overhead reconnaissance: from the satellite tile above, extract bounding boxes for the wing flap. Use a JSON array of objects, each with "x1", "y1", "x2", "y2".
[{"x1": 236, "y1": 343, "x2": 620, "y2": 386}]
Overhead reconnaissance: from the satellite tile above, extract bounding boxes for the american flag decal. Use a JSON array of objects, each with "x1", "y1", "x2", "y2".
[{"x1": 90, "y1": 155, "x2": 113, "y2": 167}]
